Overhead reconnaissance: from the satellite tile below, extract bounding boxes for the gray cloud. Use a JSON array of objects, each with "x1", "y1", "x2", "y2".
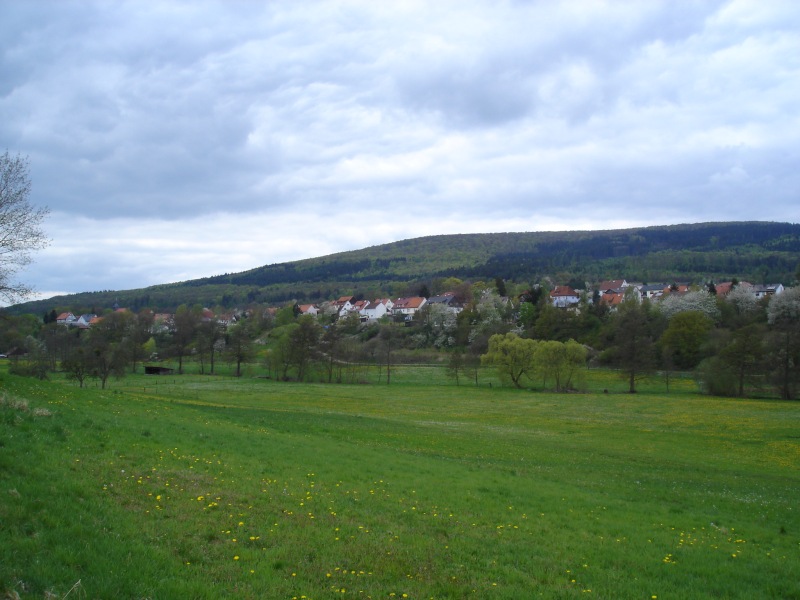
[{"x1": 1, "y1": 0, "x2": 798, "y2": 298}]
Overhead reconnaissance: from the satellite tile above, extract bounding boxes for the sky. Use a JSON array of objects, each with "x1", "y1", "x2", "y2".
[{"x1": 1, "y1": 0, "x2": 798, "y2": 302}]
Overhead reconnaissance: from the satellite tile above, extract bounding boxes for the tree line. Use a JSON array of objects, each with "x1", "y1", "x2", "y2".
[{"x1": 2, "y1": 277, "x2": 798, "y2": 399}]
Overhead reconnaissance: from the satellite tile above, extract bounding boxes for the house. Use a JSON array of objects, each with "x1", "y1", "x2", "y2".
[
  {"x1": 298, "y1": 304, "x2": 319, "y2": 316},
  {"x1": 714, "y1": 281, "x2": 753, "y2": 297},
  {"x1": 75, "y1": 314, "x2": 98, "y2": 328},
  {"x1": 360, "y1": 298, "x2": 394, "y2": 322},
  {"x1": 392, "y1": 296, "x2": 427, "y2": 317},
  {"x1": 333, "y1": 296, "x2": 355, "y2": 313},
  {"x1": 597, "y1": 279, "x2": 629, "y2": 292},
  {"x1": 751, "y1": 284, "x2": 784, "y2": 299},
  {"x1": 152, "y1": 313, "x2": 174, "y2": 333},
  {"x1": 549, "y1": 286, "x2": 580, "y2": 308},
  {"x1": 639, "y1": 284, "x2": 667, "y2": 300},
  {"x1": 425, "y1": 293, "x2": 463, "y2": 314},
  {"x1": 56, "y1": 312, "x2": 77, "y2": 325},
  {"x1": 599, "y1": 290, "x2": 626, "y2": 307},
  {"x1": 662, "y1": 283, "x2": 691, "y2": 295},
  {"x1": 339, "y1": 299, "x2": 368, "y2": 318}
]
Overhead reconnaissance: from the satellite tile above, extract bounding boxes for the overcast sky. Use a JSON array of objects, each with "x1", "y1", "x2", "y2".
[{"x1": 1, "y1": 0, "x2": 798, "y2": 302}]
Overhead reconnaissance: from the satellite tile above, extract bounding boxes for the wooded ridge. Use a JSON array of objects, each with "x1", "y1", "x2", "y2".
[{"x1": 9, "y1": 220, "x2": 800, "y2": 315}]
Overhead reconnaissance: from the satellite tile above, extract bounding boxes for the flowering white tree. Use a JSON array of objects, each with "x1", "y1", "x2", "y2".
[
  {"x1": 767, "y1": 287, "x2": 800, "y2": 399},
  {"x1": 658, "y1": 290, "x2": 719, "y2": 321},
  {"x1": 725, "y1": 284, "x2": 759, "y2": 315}
]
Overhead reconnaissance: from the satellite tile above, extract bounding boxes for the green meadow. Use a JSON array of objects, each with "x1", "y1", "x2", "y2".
[{"x1": 1, "y1": 366, "x2": 798, "y2": 599}]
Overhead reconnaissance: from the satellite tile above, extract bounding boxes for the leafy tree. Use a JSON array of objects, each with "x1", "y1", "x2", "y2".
[
  {"x1": 128, "y1": 310, "x2": 154, "y2": 373},
  {"x1": 0, "y1": 151, "x2": 50, "y2": 304},
  {"x1": 268, "y1": 325, "x2": 297, "y2": 380},
  {"x1": 172, "y1": 304, "x2": 201, "y2": 373},
  {"x1": 719, "y1": 323, "x2": 766, "y2": 396},
  {"x1": 225, "y1": 321, "x2": 256, "y2": 377},
  {"x1": 196, "y1": 318, "x2": 223, "y2": 374},
  {"x1": 86, "y1": 323, "x2": 128, "y2": 389},
  {"x1": 274, "y1": 303, "x2": 298, "y2": 327},
  {"x1": 659, "y1": 310, "x2": 713, "y2": 370},
  {"x1": 287, "y1": 315, "x2": 321, "y2": 381},
  {"x1": 696, "y1": 356, "x2": 738, "y2": 397},
  {"x1": 319, "y1": 322, "x2": 344, "y2": 383},
  {"x1": 481, "y1": 332, "x2": 538, "y2": 388},
  {"x1": 446, "y1": 349, "x2": 465, "y2": 386},
  {"x1": 534, "y1": 339, "x2": 587, "y2": 391},
  {"x1": 606, "y1": 300, "x2": 661, "y2": 393},
  {"x1": 375, "y1": 323, "x2": 401, "y2": 384},
  {"x1": 63, "y1": 343, "x2": 91, "y2": 388},
  {"x1": 495, "y1": 277, "x2": 507, "y2": 297},
  {"x1": 532, "y1": 303, "x2": 580, "y2": 342}
]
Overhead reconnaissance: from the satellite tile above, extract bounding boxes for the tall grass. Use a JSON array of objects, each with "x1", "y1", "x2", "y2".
[{"x1": 1, "y1": 365, "x2": 798, "y2": 599}]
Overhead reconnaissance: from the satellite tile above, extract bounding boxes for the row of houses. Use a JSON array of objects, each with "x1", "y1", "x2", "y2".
[
  {"x1": 298, "y1": 293, "x2": 465, "y2": 323},
  {"x1": 54, "y1": 279, "x2": 786, "y2": 332},
  {"x1": 548, "y1": 279, "x2": 786, "y2": 309}
]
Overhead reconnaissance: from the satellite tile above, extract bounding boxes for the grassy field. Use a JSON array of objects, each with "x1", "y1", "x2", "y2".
[{"x1": 1, "y1": 365, "x2": 798, "y2": 599}]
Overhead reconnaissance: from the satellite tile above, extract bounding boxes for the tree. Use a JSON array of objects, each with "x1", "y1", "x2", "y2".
[
  {"x1": 0, "y1": 151, "x2": 50, "y2": 303},
  {"x1": 659, "y1": 290, "x2": 720, "y2": 322},
  {"x1": 63, "y1": 343, "x2": 91, "y2": 388},
  {"x1": 413, "y1": 303, "x2": 457, "y2": 348},
  {"x1": 607, "y1": 300, "x2": 661, "y2": 393},
  {"x1": 86, "y1": 322, "x2": 128, "y2": 389},
  {"x1": 534, "y1": 339, "x2": 587, "y2": 391},
  {"x1": 481, "y1": 332, "x2": 538, "y2": 388},
  {"x1": 767, "y1": 287, "x2": 800, "y2": 400},
  {"x1": 287, "y1": 315, "x2": 321, "y2": 381},
  {"x1": 375, "y1": 323, "x2": 401, "y2": 384},
  {"x1": 659, "y1": 310, "x2": 713, "y2": 370},
  {"x1": 225, "y1": 321, "x2": 255, "y2": 377},
  {"x1": 494, "y1": 277, "x2": 507, "y2": 297},
  {"x1": 172, "y1": 304, "x2": 201, "y2": 373},
  {"x1": 196, "y1": 318, "x2": 223, "y2": 375},
  {"x1": 128, "y1": 309, "x2": 154, "y2": 373},
  {"x1": 446, "y1": 349, "x2": 465, "y2": 386},
  {"x1": 719, "y1": 323, "x2": 766, "y2": 396}
]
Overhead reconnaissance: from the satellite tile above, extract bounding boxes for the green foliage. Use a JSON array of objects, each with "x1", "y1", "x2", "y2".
[
  {"x1": 660, "y1": 310, "x2": 713, "y2": 369},
  {"x1": 534, "y1": 339, "x2": 587, "y2": 391},
  {"x1": 481, "y1": 332, "x2": 538, "y2": 388},
  {"x1": 605, "y1": 300, "x2": 663, "y2": 393}
]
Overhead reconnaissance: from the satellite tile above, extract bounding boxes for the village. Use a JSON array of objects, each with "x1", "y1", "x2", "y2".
[{"x1": 51, "y1": 278, "x2": 786, "y2": 331}]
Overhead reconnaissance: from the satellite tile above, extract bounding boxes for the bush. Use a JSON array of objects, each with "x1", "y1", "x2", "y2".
[{"x1": 695, "y1": 357, "x2": 737, "y2": 396}]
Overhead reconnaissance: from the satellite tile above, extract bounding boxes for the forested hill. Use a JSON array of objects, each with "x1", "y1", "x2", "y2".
[{"x1": 10, "y1": 221, "x2": 800, "y2": 315}]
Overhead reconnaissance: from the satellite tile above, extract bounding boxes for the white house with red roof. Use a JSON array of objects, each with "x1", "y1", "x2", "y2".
[
  {"x1": 56, "y1": 312, "x2": 77, "y2": 325},
  {"x1": 360, "y1": 298, "x2": 394, "y2": 321},
  {"x1": 298, "y1": 304, "x2": 319, "y2": 316},
  {"x1": 549, "y1": 285, "x2": 580, "y2": 308},
  {"x1": 393, "y1": 296, "x2": 427, "y2": 317}
]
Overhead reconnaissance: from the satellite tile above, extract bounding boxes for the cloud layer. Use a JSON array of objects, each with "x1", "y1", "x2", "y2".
[{"x1": 1, "y1": 0, "x2": 798, "y2": 299}]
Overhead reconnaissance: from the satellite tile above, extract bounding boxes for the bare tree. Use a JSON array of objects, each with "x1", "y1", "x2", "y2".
[{"x1": 0, "y1": 151, "x2": 50, "y2": 304}]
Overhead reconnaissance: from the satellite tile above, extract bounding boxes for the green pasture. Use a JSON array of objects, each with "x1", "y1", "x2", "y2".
[{"x1": 1, "y1": 366, "x2": 798, "y2": 599}]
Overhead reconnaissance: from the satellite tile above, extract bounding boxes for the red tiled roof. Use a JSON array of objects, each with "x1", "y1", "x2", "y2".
[{"x1": 550, "y1": 285, "x2": 577, "y2": 297}]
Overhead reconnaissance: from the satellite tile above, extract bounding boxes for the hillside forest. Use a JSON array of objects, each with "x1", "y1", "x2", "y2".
[{"x1": 3, "y1": 275, "x2": 800, "y2": 400}]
